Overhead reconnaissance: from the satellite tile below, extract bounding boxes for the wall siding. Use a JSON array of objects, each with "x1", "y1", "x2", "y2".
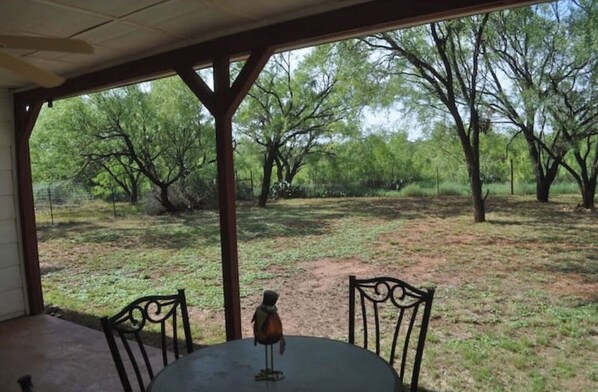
[{"x1": 0, "y1": 89, "x2": 26, "y2": 321}]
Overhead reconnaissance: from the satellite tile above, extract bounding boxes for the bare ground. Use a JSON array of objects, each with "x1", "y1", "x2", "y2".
[{"x1": 188, "y1": 217, "x2": 598, "y2": 342}]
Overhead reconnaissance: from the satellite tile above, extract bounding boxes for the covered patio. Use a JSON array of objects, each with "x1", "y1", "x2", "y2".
[{"x1": 1, "y1": 0, "x2": 542, "y2": 390}]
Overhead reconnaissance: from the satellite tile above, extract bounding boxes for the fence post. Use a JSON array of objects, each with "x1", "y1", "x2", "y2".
[
  {"x1": 47, "y1": 187, "x2": 54, "y2": 226},
  {"x1": 250, "y1": 170, "x2": 254, "y2": 198},
  {"x1": 111, "y1": 184, "x2": 117, "y2": 218},
  {"x1": 436, "y1": 167, "x2": 440, "y2": 196},
  {"x1": 510, "y1": 159, "x2": 514, "y2": 195}
]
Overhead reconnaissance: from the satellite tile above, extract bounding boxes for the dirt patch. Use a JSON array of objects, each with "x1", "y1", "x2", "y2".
[
  {"x1": 546, "y1": 273, "x2": 598, "y2": 301},
  {"x1": 237, "y1": 257, "x2": 449, "y2": 340},
  {"x1": 239, "y1": 258, "x2": 368, "y2": 339}
]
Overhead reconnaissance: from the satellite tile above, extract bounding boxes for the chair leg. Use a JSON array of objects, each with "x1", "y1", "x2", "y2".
[{"x1": 17, "y1": 375, "x2": 33, "y2": 392}]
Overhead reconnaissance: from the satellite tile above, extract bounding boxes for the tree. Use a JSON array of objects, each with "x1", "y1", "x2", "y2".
[
  {"x1": 545, "y1": 0, "x2": 598, "y2": 209},
  {"x1": 31, "y1": 98, "x2": 91, "y2": 184},
  {"x1": 85, "y1": 153, "x2": 144, "y2": 203},
  {"x1": 483, "y1": 5, "x2": 568, "y2": 202},
  {"x1": 237, "y1": 49, "x2": 357, "y2": 207},
  {"x1": 362, "y1": 15, "x2": 491, "y2": 222},
  {"x1": 546, "y1": 70, "x2": 598, "y2": 209},
  {"x1": 528, "y1": 1, "x2": 598, "y2": 209},
  {"x1": 79, "y1": 78, "x2": 215, "y2": 212}
]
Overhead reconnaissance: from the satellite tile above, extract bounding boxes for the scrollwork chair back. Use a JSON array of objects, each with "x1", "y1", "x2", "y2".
[
  {"x1": 101, "y1": 289, "x2": 193, "y2": 392},
  {"x1": 349, "y1": 275, "x2": 434, "y2": 392}
]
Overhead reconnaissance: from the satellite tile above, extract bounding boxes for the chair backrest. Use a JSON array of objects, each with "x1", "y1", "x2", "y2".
[
  {"x1": 348, "y1": 275, "x2": 434, "y2": 392},
  {"x1": 101, "y1": 289, "x2": 193, "y2": 392}
]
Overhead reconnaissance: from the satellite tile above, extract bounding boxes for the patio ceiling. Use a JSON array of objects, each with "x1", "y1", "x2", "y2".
[
  {"x1": 4, "y1": 0, "x2": 546, "y2": 99},
  {"x1": 1, "y1": 0, "x2": 371, "y2": 90}
]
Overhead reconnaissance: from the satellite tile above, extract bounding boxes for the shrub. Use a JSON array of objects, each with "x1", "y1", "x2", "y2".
[
  {"x1": 271, "y1": 181, "x2": 307, "y2": 199},
  {"x1": 438, "y1": 182, "x2": 467, "y2": 196},
  {"x1": 399, "y1": 184, "x2": 432, "y2": 197}
]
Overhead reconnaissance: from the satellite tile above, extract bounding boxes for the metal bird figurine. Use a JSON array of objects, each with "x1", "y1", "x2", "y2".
[{"x1": 252, "y1": 290, "x2": 285, "y2": 381}]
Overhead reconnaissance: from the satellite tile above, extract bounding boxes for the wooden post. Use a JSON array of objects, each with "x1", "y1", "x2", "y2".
[
  {"x1": 213, "y1": 55, "x2": 243, "y2": 341},
  {"x1": 177, "y1": 47, "x2": 273, "y2": 341},
  {"x1": 48, "y1": 187, "x2": 54, "y2": 226},
  {"x1": 14, "y1": 100, "x2": 44, "y2": 315}
]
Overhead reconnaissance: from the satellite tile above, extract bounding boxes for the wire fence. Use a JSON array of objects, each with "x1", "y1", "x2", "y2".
[
  {"x1": 32, "y1": 177, "x2": 581, "y2": 226},
  {"x1": 33, "y1": 181, "x2": 120, "y2": 225},
  {"x1": 33, "y1": 182, "x2": 94, "y2": 210}
]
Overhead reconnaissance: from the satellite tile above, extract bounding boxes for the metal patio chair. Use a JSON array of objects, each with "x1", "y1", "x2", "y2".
[
  {"x1": 101, "y1": 289, "x2": 193, "y2": 392},
  {"x1": 349, "y1": 275, "x2": 434, "y2": 392}
]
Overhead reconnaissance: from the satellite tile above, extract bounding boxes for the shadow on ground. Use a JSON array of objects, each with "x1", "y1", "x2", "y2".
[{"x1": 47, "y1": 307, "x2": 207, "y2": 352}]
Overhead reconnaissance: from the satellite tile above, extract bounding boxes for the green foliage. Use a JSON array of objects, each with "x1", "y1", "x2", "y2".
[
  {"x1": 236, "y1": 48, "x2": 364, "y2": 205},
  {"x1": 439, "y1": 182, "x2": 468, "y2": 196},
  {"x1": 270, "y1": 181, "x2": 307, "y2": 199},
  {"x1": 32, "y1": 76, "x2": 217, "y2": 212},
  {"x1": 31, "y1": 99, "x2": 90, "y2": 184},
  {"x1": 398, "y1": 184, "x2": 432, "y2": 197}
]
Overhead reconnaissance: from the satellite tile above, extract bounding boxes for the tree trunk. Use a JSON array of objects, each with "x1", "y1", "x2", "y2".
[
  {"x1": 580, "y1": 178, "x2": 596, "y2": 210},
  {"x1": 128, "y1": 172, "x2": 140, "y2": 204},
  {"x1": 284, "y1": 172, "x2": 294, "y2": 184},
  {"x1": 158, "y1": 185, "x2": 177, "y2": 212},
  {"x1": 258, "y1": 147, "x2": 277, "y2": 207},
  {"x1": 274, "y1": 156, "x2": 284, "y2": 182},
  {"x1": 130, "y1": 185, "x2": 139, "y2": 204},
  {"x1": 536, "y1": 180, "x2": 550, "y2": 203},
  {"x1": 527, "y1": 134, "x2": 562, "y2": 203},
  {"x1": 535, "y1": 160, "x2": 559, "y2": 203},
  {"x1": 470, "y1": 162, "x2": 486, "y2": 223},
  {"x1": 284, "y1": 160, "x2": 301, "y2": 185}
]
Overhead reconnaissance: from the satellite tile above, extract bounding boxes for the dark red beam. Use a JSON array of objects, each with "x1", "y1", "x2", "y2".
[
  {"x1": 211, "y1": 55, "x2": 241, "y2": 340},
  {"x1": 177, "y1": 47, "x2": 274, "y2": 340},
  {"x1": 14, "y1": 100, "x2": 44, "y2": 315},
  {"x1": 15, "y1": 0, "x2": 541, "y2": 105}
]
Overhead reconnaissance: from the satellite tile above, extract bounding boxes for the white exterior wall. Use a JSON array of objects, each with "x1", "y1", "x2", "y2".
[{"x1": 0, "y1": 89, "x2": 27, "y2": 321}]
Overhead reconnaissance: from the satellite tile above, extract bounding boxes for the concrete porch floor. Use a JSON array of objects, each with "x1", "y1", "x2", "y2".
[{"x1": 0, "y1": 314, "x2": 162, "y2": 392}]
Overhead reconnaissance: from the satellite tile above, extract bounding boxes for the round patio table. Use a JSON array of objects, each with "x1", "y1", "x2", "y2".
[{"x1": 147, "y1": 335, "x2": 401, "y2": 392}]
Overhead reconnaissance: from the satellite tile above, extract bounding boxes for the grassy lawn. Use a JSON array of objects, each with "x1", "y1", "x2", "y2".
[{"x1": 37, "y1": 195, "x2": 598, "y2": 391}]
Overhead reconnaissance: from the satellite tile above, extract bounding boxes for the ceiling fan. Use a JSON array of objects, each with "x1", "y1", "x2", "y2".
[{"x1": 0, "y1": 35, "x2": 94, "y2": 88}]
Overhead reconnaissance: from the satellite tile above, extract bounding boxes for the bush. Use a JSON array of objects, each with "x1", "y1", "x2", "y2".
[
  {"x1": 399, "y1": 184, "x2": 433, "y2": 197},
  {"x1": 236, "y1": 181, "x2": 254, "y2": 201},
  {"x1": 142, "y1": 176, "x2": 218, "y2": 214},
  {"x1": 271, "y1": 181, "x2": 307, "y2": 199},
  {"x1": 304, "y1": 183, "x2": 380, "y2": 198},
  {"x1": 438, "y1": 182, "x2": 468, "y2": 196}
]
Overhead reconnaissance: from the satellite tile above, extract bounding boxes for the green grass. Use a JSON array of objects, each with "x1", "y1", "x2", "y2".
[
  {"x1": 37, "y1": 195, "x2": 597, "y2": 392},
  {"x1": 372, "y1": 181, "x2": 579, "y2": 198}
]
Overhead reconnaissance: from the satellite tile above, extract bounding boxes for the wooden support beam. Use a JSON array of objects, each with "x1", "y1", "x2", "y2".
[
  {"x1": 212, "y1": 55, "x2": 242, "y2": 341},
  {"x1": 14, "y1": 99, "x2": 44, "y2": 315},
  {"x1": 228, "y1": 47, "x2": 274, "y2": 117},
  {"x1": 178, "y1": 47, "x2": 272, "y2": 340},
  {"x1": 175, "y1": 67, "x2": 216, "y2": 115}
]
